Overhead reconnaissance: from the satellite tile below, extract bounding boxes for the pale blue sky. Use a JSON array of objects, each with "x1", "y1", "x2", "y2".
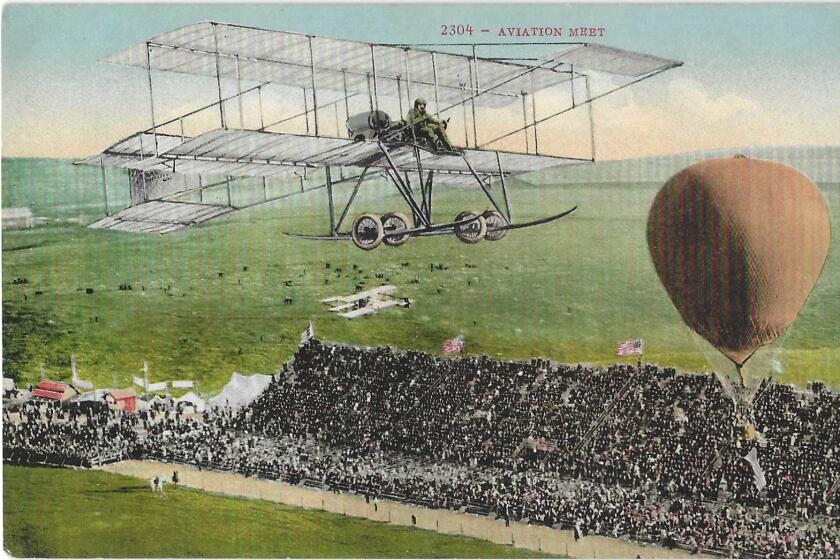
[{"x1": 3, "y1": 3, "x2": 839, "y2": 158}]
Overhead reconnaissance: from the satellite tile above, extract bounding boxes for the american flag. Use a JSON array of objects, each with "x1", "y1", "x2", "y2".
[
  {"x1": 442, "y1": 334, "x2": 465, "y2": 354},
  {"x1": 617, "y1": 338, "x2": 643, "y2": 356}
]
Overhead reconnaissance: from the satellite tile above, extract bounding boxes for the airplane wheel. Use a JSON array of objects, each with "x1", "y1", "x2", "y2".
[
  {"x1": 483, "y1": 210, "x2": 508, "y2": 241},
  {"x1": 454, "y1": 210, "x2": 486, "y2": 244},
  {"x1": 381, "y1": 212, "x2": 411, "y2": 247},
  {"x1": 351, "y1": 213, "x2": 384, "y2": 250}
]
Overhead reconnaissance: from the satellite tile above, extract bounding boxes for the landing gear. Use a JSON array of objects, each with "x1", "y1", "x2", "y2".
[
  {"x1": 381, "y1": 212, "x2": 411, "y2": 247},
  {"x1": 351, "y1": 213, "x2": 384, "y2": 250},
  {"x1": 454, "y1": 210, "x2": 486, "y2": 244},
  {"x1": 482, "y1": 210, "x2": 507, "y2": 241},
  {"x1": 285, "y1": 147, "x2": 579, "y2": 248}
]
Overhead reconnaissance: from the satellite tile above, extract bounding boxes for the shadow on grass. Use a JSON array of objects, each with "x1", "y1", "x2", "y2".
[
  {"x1": 86, "y1": 485, "x2": 150, "y2": 495},
  {"x1": 3, "y1": 241, "x2": 46, "y2": 252}
]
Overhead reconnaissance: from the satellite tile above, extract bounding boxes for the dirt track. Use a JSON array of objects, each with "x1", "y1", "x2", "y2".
[{"x1": 98, "y1": 460, "x2": 713, "y2": 559}]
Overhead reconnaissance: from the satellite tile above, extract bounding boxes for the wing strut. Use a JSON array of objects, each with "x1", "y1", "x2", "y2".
[
  {"x1": 402, "y1": 171, "x2": 421, "y2": 228},
  {"x1": 335, "y1": 167, "x2": 369, "y2": 233},
  {"x1": 424, "y1": 170, "x2": 434, "y2": 224},
  {"x1": 460, "y1": 152, "x2": 509, "y2": 223},
  {"x1": 480, "y1": 65, "x2": 675, "y2": 151},
  {"x1": 496, "y1": 151, "x2": 513, "y2": 223},
  {"x1": 325, "y1": 166, "x2": 336, "y2": 235},
  {"x1": 412, "y1": 144, "x2": 427, "y2": 225},
  {"x1": 99, "y1": 157, "x2": 110, "y2": 217},
  {"x1": 378, "y1": 142, "x2": 431, "y2": 227}
]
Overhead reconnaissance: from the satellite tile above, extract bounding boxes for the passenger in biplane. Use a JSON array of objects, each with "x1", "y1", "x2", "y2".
[{"x1": 405, "y1": 98, "x2": 455, "y2": 152}]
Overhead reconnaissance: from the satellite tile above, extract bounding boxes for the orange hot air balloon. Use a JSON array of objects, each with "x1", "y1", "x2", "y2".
[{"x1": 647, "y1": 157, "x2": 831, "y2": 370}]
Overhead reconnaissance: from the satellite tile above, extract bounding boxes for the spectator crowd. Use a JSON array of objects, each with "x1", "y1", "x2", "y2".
[
  {"x1": 4, "y1": 339, "x2": 839, "y2": 558},
  {"x1": 4, "y1": 400, "x2": 137, "y2": 467}
]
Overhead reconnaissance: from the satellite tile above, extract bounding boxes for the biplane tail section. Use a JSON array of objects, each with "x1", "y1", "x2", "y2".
[{"x1": 88, "y1": 201, "x2": 234, "y2": 234}]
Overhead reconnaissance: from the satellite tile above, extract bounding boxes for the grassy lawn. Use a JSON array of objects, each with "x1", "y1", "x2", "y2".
[
  {"x1": 2, "y1": 158, "x2": 839, "y2": 392},
  {"x1": 2, "y1": 465, "x2": 548, "y2": 558}
]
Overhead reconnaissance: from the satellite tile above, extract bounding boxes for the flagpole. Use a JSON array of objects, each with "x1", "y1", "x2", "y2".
[
  {"x1": 638, "y1": 339, "x2": 643, "y2": 370},
  {"x1": 143, "y1": 361, "x2": 149, "y2": 400}
]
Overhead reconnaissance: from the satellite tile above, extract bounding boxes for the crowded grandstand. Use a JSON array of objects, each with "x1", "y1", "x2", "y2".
[{"x1": 4, "y1": 339, "x2": 839, "y2": 558}]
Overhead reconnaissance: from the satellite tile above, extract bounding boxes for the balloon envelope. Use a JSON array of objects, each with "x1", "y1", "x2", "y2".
[{"x1": 647, "y1": 157, "x2": 830, "y2": 366}]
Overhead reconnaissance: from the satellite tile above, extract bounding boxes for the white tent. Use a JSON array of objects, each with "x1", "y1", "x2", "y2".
[
  {"x1": 175, "y1": 391, "x2": 206, "y2": 413},
  {"x1": 145, "y1": 394, "x2": 172, "y2": 412},
  {"x1": 208, "y1": 372, "x2": 272, "y2": 410}
]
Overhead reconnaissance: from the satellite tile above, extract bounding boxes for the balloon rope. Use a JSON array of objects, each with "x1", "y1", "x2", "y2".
[
  {"x1": 695, "y1": 377, "x2": 775, "y2": 486},
  {"x1": 568, "y1": 366, "x2": 642, "y2": 458}
]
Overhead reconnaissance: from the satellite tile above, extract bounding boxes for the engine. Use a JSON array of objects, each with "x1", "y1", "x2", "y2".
[{"x1": 346, "y1": 111, "x2": 392, "y2": 141}]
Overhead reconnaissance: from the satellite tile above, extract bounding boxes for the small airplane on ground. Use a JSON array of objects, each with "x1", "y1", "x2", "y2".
[
  {"x1": 78, "y1": 22, "x2": 681, "y2": 249},
  {"x1": 321, "y1": 285, "x2": 412, "y2": 319}
]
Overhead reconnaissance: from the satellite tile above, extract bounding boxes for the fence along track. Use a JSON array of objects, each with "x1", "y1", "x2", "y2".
[{"x1": 97, "y1": 459, "x2": 716, "y2": 559}]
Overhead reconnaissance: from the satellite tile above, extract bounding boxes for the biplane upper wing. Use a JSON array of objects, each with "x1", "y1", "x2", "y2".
[
  {"x1": 337, "y1": 298, "x2": 405, "y2": 319},
  {"x1": 102, "y1": 22, "x2": 680, "y2": 109}
]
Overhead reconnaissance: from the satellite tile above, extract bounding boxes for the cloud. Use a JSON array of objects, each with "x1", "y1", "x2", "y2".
[
  {"x1": 448, "y1": 74, "x2": 840, "y2": 162},
  {"x1": 588, "y1": 78, "x2": 840, "y2": 160}
]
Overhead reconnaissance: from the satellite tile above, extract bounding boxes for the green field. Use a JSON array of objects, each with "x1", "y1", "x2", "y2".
[
  {"x1": 2, "y1": 465, "x2": 545, "y2": 558},
  {"x1": 2, "y1": 158, "x2": 839, "y2": 392}
]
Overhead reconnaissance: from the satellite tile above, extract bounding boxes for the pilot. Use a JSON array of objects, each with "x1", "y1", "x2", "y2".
[{"x1": 405, "y1": 98, "x2": 454, "y2": 152}]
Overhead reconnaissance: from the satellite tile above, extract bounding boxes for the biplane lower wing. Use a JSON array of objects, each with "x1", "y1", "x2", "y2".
[
  {"x1": 81, "y1": 128, "x2": 586, "y2": 180},
  {"x1": 78, "y1": 128, "x2": 585, "y2": 237},
  {"x1": 167, "y1": 129, "x2": 585, "y2": 176}
]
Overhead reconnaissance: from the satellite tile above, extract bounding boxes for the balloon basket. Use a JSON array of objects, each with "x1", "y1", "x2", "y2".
[{"x1": 688, "y1": 332, "x2": 790, "y2": 441}]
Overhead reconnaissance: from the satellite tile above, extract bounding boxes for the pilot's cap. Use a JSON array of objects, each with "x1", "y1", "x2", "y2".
[{"x1": 415, "y1": 98, "x2": 428, "y2": 106}]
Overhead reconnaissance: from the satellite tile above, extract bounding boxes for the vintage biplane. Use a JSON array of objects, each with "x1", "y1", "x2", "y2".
[
  {"x1": 322, "y1": 285, "x2": 412, "y2": 319},
  {"x1": 78, "y1": 22, "x2": 681, "y2": 248}
]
